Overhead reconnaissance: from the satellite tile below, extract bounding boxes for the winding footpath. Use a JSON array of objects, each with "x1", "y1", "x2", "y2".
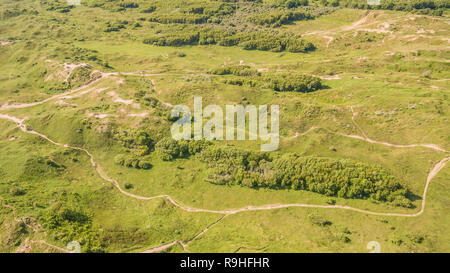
[
  {"x1": 0, "y1": 70, "x2": 448, "y2": 253},
  {"x1": 2, "y1": 112, "x2": 447, "y2": 218}
]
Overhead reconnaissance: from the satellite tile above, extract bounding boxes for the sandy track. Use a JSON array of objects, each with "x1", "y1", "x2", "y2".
[
  {"x1": 141, "y1": 241, "x2": 183, "y2": 253},
  {"x1": 141, "y1": 215, "x2": 228, "y2": 253},
  {"x1": 302, "y1": 11, "x2": 372, "y2": 49},
  {"x1": 340, "y1": 133, "x2": 447, "y2": 152}
]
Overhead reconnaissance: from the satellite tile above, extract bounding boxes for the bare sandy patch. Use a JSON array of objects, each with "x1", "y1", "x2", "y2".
[
  {"x1": 128, "y1": 112, "x2": 149, "y2": 117},
  {"x1": 319, "y1": 74, "x2": 341, "y2": 80},
  {"x1": 86, "y1": 111, "x2": 113, "y2": 119},
  {"x1": 107, "y1": 91, "x2": 134, "y2": 105}
]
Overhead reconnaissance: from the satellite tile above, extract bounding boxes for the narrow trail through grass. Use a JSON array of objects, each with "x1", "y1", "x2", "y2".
[{"x1": 0, "y1": 69, "x2": 448, "y2": 252}]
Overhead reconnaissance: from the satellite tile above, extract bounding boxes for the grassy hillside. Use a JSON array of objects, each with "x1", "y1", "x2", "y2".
[{"x1": 0, "y1": 0, "x2": 448, "y2": 253}]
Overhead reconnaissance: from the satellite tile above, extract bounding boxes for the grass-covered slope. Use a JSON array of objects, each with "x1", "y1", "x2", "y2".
[{"x1": 0, "y1": 0, "x2": 448, "y2": 253}]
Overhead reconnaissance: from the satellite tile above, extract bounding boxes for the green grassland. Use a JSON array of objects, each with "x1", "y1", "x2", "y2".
[{"x1": 0, "y1": 0, "x2": 449, "y2": 252}]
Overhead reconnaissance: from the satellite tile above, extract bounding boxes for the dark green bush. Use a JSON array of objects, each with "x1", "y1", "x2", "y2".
[
  {"x1": 210, "y1": 65, "x2": 260, "y2": 76},
  {"x1": 41, "y1": 206, "x2": 105, "y2": 253},
  {"x1": 155, "y1": 138, "x2": 211, "y2": 161},
  {"x1": 248, "y1": 11, "x2": 314, "y2": 27},
  {"x1": 266, "y1": 73, "x2": 322, "y2": 92},
  {"x1": 114, "y1": 154, "x2": 152, "y2": 170}
]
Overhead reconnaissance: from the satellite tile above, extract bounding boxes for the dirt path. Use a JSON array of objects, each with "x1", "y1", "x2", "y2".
[
  {"x1": 340, "y1": 133, "x2": 447, "y2": 152},
  {"x1": 342, "y1": 11, "x2": 371, "y2": 31},
  {"x1": 349, "y1": 106, "x2": 368, "y2": 138},
  {"x1": 0, "y1": 113, "x2": 447, "y2": 218},
  {"x1": 31, "y1": 240, "x2": 70, "y2": 253},
  {"x1": 2, "y1": 112, "x2": 448, "y2": 253},
  {"x1": 0, "y1": 73, "x2": 106, "y2": 111},
  {"x1": 323, "y1": 35, "x2": 334, "y2": 48},
  {"x1": 302, "y1": 11, "x2": 372, "y2": 48},
  {"x1": 141, "y1": 240, "x2": 183, "y2": 253},
  {"x1": 141, "y1": 215, "x2": 228, "y2": 253}
]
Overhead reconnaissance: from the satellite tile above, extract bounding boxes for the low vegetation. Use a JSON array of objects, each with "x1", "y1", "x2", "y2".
[{"x1": 0, "y1": 0, "x2": 447, "y2": 253}]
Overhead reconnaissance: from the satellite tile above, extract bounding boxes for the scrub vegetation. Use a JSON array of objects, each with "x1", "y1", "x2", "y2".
[{"x1": 0, "y1": 0, "x2": 448, "y2": 253}]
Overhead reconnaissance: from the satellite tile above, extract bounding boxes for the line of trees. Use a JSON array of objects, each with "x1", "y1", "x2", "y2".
[
  {"x1": 210, "y1": 64, "x2": 323, "y2": 92},
  {"x1": 266, "y1": 73, "x2": 322, "y2": 92},
  {"x1": 155, "y1": 138, "x2": 211, "y2": 161},
  {"x1": 144, "y1": 29, "x2": 315, "y2": 53},
  {"x1": 248, "y1": 10, "x2": 316, "y2": 27},
  {"x1": 196, "y1": 147, "x2": 414, "y2": 207}
]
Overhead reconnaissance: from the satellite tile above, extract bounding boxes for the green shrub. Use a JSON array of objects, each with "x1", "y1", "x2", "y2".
[
  {"x1": 155, "y1": 138, "x2": 211, "y2": 161},
  {"x1": 114, "y1": 154, "x2": 152, "y2": 170},
  {"x1": 155, "y1": 137, "x2": 186, "y2": 161},
  {"x1": 266, "y1": 73, "x2": 322, "y2": 92},
  {"x1": 210, "y1": 65, "x2": 260, "y2": 76},
  {"x1": 144, "y1": 28, "x2": 315, "y2": 53},
  {"x1": 41, "y1": 207, "x2": 105, "y2": 253},
  {"x1": 248, "y1": 11, "x2": 314, "y2": 27}
]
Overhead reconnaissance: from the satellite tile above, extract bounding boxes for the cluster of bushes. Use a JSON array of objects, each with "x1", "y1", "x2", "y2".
[
  {"x1": 104, "y1": 20, "x2": 128, "y2": 32},
  {"x1": 210, "y1": 65, "x2": 260, "y2": 76},
  {"x1": 197, "y1": 147, "x2": 413, "y2": 207},
  {"x1": 43, "y1": 65, "x2": 97, "y2": 93},
  {"x1": 222, "y1": 77, "x2": 259, "y2": 87},
  {"x1": 111, "y1": 128, "x2": 182, "y2": 169},
  {"x1": 144, "y1": 31, "x2": 199, "y2": 46},
  {"x1": 113, "y1": 133, "x2": 210, "y2": 168},
  {"x1": 42, "y1": 0, "x2": 74, "y2": 13},
  {"x1": 147, "y1": 2, "x2": 235, "y2": 24},
  {"x1": 112, "y1": 129, "x2": 155, "y2": 155},
  {"x1": 117, "y1": 1, "x2": 139, "y2": 9},
  {"x1": 113, "y1": 154, "x2": 152, "y2": 169},
  {"x1": 155, "y1": 137, "x2": 211, "y2": 161},
  {"x1": 138, "y1": 135, "x2": 412, "y2": 206},
  {"x1": 61, "y1": 45, "x2": 111, "y2": 68},
  {"x1": 144, "y1": 29, "x2": 315, "y2": 53},
  {"x1": 41, "y1": 206, "x2": 106, "y2": 252},
  {"x1": 208, "y1": 64, "x2": 322, "y2": 92},
  {"x1": 83, "y1": 0, "x2": 139, "y2": 12},
  {"x1": 240, "y1": 32, "x2": 315, "y2": 52},
  {"x1": 148, "y1": 13, "x2": 211, "y2": 24},
  {"x1": 268, "y1": 0, "x2": 311, "y2": 8},
  {"x1": 266, "y1": 73, "x2": 322, "y2": 92},
  {"x1": 140, "y1": 4, "x2": 156, "y2": 13},
  {"x1": 248, "y1": 11, "x2": 315, "y2": 27}
]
